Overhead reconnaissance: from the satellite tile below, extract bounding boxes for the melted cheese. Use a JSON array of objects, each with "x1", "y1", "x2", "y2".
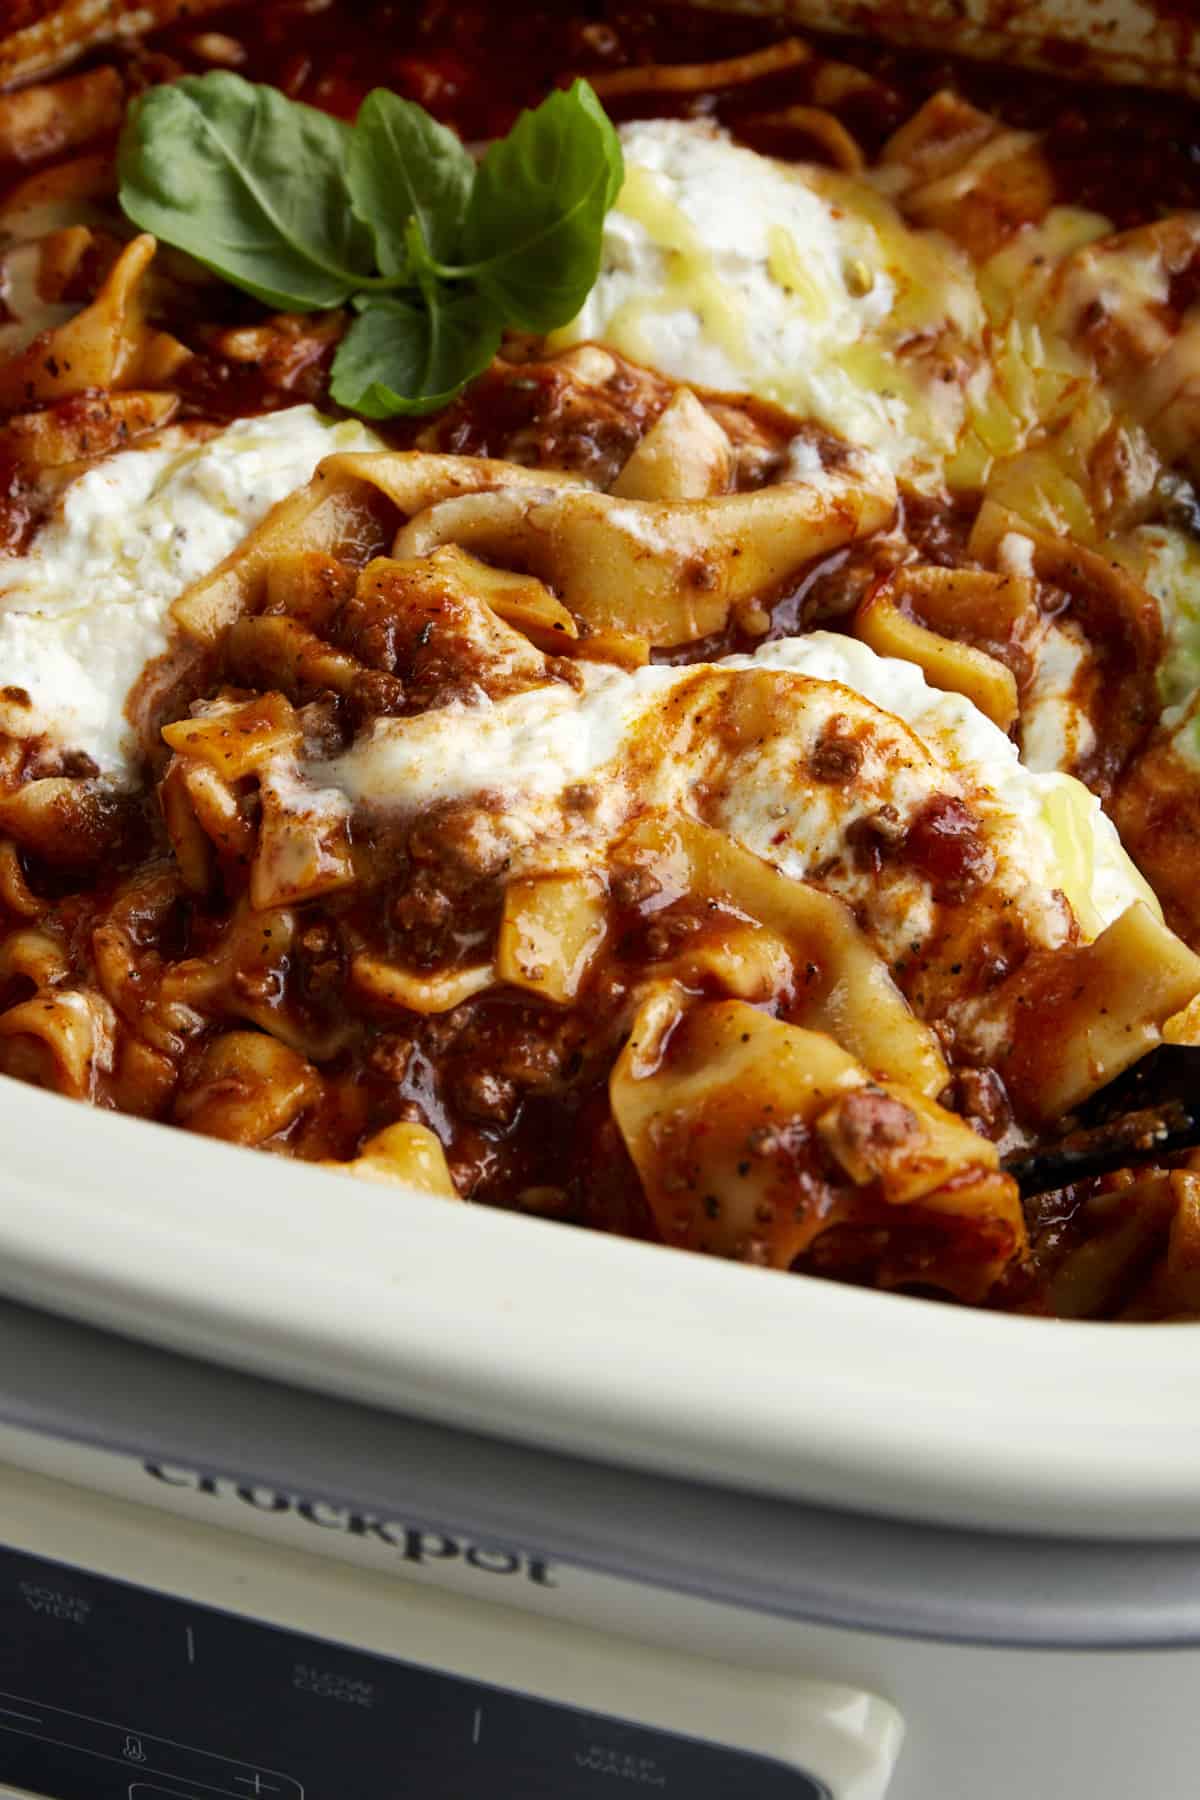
[
  {"x1": 322, "y1": 631, "x2": 1147, "y2": 959},
  {"x1": 1019, "y1": 621, "x2": 1096, "y2": 775},
  {"x1": 0, "y1": 406, "x2": 383, "y2": 780},
  {"x1": 557, "y1": 119, "x2": 987, "y2": 488}
]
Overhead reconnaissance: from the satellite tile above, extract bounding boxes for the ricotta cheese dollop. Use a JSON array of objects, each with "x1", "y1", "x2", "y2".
[
  {"x1": 559, "y1": 119, "x2": 987, "y2": 488},
  {"x1": 323, "y1": 631, "x2": 1150, "y2": 957},
  {"x1": 0, "y1": 405, "x2": 383, "y2": 781}
]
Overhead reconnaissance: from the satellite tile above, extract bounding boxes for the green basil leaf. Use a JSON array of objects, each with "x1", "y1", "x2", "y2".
[
  {"x1": 457, "y1": 79, "x2": 623, "y2": 333},
  {"x1": 348, "y1": 88, "x2": 475, "y2": 276},
  {"x1": 119, "y1": 72, "x2": 622, "y2": 422},
  {"x1": 118, "y1": 72, "x2": 374, "y2": 310},
  {"x1": 329, "y1": 290, "x2": 502, "y2": 417}
]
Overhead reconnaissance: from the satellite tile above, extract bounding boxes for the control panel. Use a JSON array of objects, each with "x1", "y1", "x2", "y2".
[{"x1": 0, "y1": 1542, "x2": 828, "y2": 1798}]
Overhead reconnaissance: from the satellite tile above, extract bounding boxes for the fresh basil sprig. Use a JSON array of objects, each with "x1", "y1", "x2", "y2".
[
  {"x1": 117, "y1": 73, "x2": 623, "y2": 417},
  {"x1": 335, "y1": 291, "x2": 502, "y2": 419}
]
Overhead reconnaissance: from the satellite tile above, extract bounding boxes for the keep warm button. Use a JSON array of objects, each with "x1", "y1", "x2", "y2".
[
  {"x1": 575, "y1": 1744, "x2": 667, "y2": 1786},
  {"x1": 490, "y1": 1690, "x2": 837, "y2": 1799}
]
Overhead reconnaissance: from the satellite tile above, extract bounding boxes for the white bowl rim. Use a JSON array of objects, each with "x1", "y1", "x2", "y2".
[{"x1": 2, "y1": 1075, "x2": 1199, "y2": 1541}]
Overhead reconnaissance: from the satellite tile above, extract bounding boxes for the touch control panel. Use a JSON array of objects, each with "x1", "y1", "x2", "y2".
[{"x1": 0, "y1": 1543, "x2": 828, "y2": 1798}]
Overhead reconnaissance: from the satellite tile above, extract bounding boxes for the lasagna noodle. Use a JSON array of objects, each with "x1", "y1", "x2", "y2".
[
  {"x1": 610, "y1": 986, "x2": 1022, "y2": 1301},
  {"x1": 170, "y1": 446, "x2": 895, "y2": 648},
  {"x1": 0, "y1": 1, "x2": 247, "y2": 87}
]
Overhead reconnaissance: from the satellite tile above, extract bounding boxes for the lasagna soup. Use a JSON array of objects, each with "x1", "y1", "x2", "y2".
[{"x1": 4, "y1": 0, "x2": 1200, "y2": 1319}]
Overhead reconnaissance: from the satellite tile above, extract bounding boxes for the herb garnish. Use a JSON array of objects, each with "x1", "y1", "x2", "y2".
[{"x1": 117, "y1": 73, "x2": 623, "y2": 417}]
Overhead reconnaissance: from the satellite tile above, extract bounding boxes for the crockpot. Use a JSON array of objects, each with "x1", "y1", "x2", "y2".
[
  {"x1": 3, "y1": 1071, "x2": 1200, "y2": 1800},
  {"x1": 5, "y1": 4, "x2": 1200, "y2": 1798}
]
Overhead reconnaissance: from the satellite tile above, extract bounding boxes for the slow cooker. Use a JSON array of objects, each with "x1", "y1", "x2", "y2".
[
  {"x1": 6, "y1": 4, "x2": 1200, "y2": 1798},
  {"x1": 4, "y1": 1068, "x2": 1200, "y2": 1800}
]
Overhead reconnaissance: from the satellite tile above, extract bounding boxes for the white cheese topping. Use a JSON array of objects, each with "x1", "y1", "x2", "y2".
[
  {"x1": 0, "y1": 406, "x2": 383, "y2": 780},
  {"x1": 323, "y1": 631, "x2": 1147, "y2": 955},
  {"x1": 1019, "y1": 621, "x2": 1096, "y2": 775},
  {"x1": 558, "y1": 119, "x2": 986, "y2": 488}
]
